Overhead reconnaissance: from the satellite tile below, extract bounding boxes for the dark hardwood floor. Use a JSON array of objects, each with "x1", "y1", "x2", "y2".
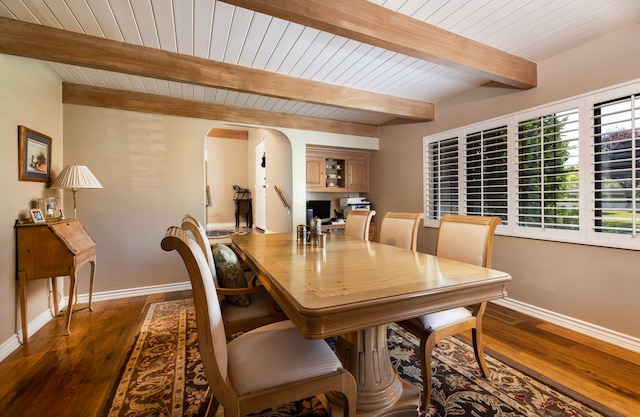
[{"x1": 0, "y1": 291, "x2": 638, "y2": 416}]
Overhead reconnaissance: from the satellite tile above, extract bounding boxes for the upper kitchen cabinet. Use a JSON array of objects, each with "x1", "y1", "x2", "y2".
[
  {"x1": 306, "y1": 147, "x2": 369, "y2": 193},
  {"x1": 346, "y1": 157, "x2": 367, "y2": 191},
  {"x1": 306, "y1": 154, "x2": 326, "y2": 190}
]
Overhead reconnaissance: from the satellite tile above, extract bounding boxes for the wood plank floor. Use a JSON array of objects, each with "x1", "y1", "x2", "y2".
[{"x1": 0, "y1": 291, "x2": 638, "y2": 416}]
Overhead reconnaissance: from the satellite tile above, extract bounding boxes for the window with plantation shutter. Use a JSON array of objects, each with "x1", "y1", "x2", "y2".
[
  {"x1": 592, "y1": 94, "x2": 640, "y2": 236},
  {"x1": 517, "y1": 109, "x2": 580, "y2": 230},
  {"x1": 425, "y1": 136, "x2": 459, "y2": 219},
  {"x1": 465, "y1": 126, "x2": 508, "y2": 222},
  {"x1": 423, "y1": 78, "x2": 640, "y2": 250}
]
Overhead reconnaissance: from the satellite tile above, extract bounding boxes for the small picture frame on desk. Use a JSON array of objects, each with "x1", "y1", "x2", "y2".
[
  {"x1": 56, "y1": 208, "x2": 65, "y2": 220},
  {"x1": 30, "y1": 209, "x2": 46, "y2": 223}
]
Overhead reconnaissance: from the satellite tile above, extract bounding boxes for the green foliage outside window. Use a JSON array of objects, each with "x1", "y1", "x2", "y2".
[{"x1": 518, "y1": 111, "x2": 579, "y2": 230}]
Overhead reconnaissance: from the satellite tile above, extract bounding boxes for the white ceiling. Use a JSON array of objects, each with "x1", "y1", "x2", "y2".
[{"x1": 1, "y1": 0, "x2": 639, "y2": 126}]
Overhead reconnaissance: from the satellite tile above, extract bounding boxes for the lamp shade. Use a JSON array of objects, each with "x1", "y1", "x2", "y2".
[{"x1": 50, "y1": 165, "x2": 103, "y2": 190}]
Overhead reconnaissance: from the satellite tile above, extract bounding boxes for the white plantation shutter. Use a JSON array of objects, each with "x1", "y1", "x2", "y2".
[
  {"x1": 464, "y1": 126, "x2": 508, "y2": 223},
  {"x1": 423, "y1": 79, "x2": 640, "y2": 250},
  {"x1": 426, "y1": 137, "x2": 459, "y2": 219},
  {"x1": 517, "y1": 108, "x2": 580, "y2": 230},
  {"x1": 592, "y1": 94, "x2": 640, "y2": 236}
]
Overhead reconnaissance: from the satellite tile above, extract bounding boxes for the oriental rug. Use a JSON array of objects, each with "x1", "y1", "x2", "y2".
[{"x1": 104, "y1": 299, "x2": 618, "y2": 417}]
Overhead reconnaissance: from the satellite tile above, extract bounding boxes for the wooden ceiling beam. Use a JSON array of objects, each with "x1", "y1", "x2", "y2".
[
  {"x1": 62, "y1": 83, "x2": 379, "y2": 138},
  {"x1": 0, "y1": 17, "x2": 433, "y2": 122},
  {"x1": 208, "y1": 129, "x2": 249, "y2": 140},
  {"x1": 222, "y1": 0, "x2": 537, "y2": 89}
]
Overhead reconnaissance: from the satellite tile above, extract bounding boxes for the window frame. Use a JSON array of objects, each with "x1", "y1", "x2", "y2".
[
  {"x1": 585, "y1": 84, "x2": 640, "y2": 249},
  {"x1": 423, "y1": 78, "x2": 640, "y2": 250}
]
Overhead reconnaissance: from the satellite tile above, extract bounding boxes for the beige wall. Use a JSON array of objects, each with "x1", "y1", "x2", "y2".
[
  {"x1": 0, "y1": 54, "x2": 63, "y2": 345},
  {"x1": 206, "y1": 133, "x2": 249, "y2": 225},
  {"x1": 370, "y1": 23, "x2": 640, "y2": 339},
  {"x1": 62, "y1": 105, "x2": 210, "y2": 293}
]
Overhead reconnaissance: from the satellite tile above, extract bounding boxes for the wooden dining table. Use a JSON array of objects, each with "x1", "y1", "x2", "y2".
[{"x1": 231, "y1": 232, "x2": 511, "y2": 416}]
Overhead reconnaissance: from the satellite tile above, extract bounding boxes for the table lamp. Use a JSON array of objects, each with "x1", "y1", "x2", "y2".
[{"x1": 50, "y1": 165, "x2": 103, "y2": 219}]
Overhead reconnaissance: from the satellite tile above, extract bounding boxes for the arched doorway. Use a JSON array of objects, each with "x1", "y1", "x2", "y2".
[{"x1": 205, "y1": 125, "x2": 292, "y2": 233}]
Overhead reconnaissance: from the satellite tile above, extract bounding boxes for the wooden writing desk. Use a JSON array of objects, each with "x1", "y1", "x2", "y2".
[
  {"x1": 231, "y1": 232, "x2": 511, "y2": 416},
  {"x1": 15, "y1": 220, "x2": 96, "y2": 342}
]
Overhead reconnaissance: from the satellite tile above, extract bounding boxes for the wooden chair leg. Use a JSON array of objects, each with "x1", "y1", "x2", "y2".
[
  {"x1": 471, "y1": 327, "x2": 489, "y2": 377},
  {"x1": 205, "y1": 397, "x2": 220, "y2": 417},
  {"x1": 420, "y1": 333, "x2": 438, "y2": 411},
  {"x1": 471, "y1": 303, "x2": 489, "y2": 377}
]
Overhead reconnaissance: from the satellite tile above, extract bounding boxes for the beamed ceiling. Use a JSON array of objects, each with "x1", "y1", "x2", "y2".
[{"x1": 1, "y1": 0, "x2": 640, "y2": 137}]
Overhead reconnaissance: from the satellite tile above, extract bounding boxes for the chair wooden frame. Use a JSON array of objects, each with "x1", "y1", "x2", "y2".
[
  {"x1": 398, "y1": 214, "x2": 501, "y2": 410},
  {"x1": 377, "y1": 212, "x2": 424, "y2": 250},
  {"x1": 343, "y1": 209, "x2": 376, "y2": 241},
  {"x1": 181, "y1": 214, "x2": 286, "y2": 338},
  {"x1": 161, "y1": 227, "x2": 357, "y2": 417}
]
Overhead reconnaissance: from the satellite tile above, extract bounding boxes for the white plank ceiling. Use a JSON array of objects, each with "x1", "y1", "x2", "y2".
[{"x1": 1, "y1": 0, "x2": 639, "y2": 126}]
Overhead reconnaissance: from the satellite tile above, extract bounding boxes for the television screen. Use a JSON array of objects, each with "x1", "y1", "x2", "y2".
[{"x1": 307, "y1": 200, "x2": 331, "y2": 220}]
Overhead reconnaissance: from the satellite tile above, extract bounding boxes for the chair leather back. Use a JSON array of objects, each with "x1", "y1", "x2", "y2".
[
  {"x1": 436, "y1": 214, "x2": 501, "y2": 268},
  {"x1": 378, "y1": 212, "x2": 423, "y2": 251},
  {"x1": 161, "y1": 227, "x2": 229, "y2": 388},
  {"x1": 344, "y1": 209, "x2": 376, "y2": 240}
]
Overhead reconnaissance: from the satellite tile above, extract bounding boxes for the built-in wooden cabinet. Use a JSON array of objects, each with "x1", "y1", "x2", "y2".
[
  {"x1": 306, "y1": 147, "x2": 369, "y2": 192},
  {"x1": 346, "y1": 157, "x2": 367, "y2": 190},
  {"x1": 305, "y1": 155, "x2": 326, "y2": 189}
]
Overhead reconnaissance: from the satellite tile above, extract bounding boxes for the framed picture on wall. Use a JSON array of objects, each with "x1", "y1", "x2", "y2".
[{"x1": 18, "y1": 125, "x2": 52, "y2": 182}]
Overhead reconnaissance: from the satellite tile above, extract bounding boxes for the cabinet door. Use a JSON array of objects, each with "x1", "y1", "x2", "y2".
[
  {"x1": 306, "y1": 156, "x2": 325, "y2": 190},
  {"x1": 347, "y1": 157, "x2": 369, "y2": 192}
]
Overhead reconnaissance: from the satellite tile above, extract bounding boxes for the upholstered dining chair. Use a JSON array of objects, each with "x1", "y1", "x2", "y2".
[
  {"x1": 377, "y1": 211, "x2": 424, "y2": 250},
  {"x1": 343, "y1": 209, "x2": 376, "y2": 241},
  {"x1": 161, "y1": 227, "x2": 357, "y2": 417},
  {"x1": 181, "y1": 214, "x2": 286, "y2": 338},
  {"x1": 397, "y1": 214, "x2": 501, "y2": 410}
]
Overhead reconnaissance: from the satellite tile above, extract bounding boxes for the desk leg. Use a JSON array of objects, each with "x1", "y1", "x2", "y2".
[
  {"x1": 18, "y1": 271, "x2": 28, "y2": 344},
  {"x1": 88, "y1": 258, "x2": 96, "y2": 311},
  {"x1": 329, "y1": 324, "x2": 419, "y2": 416},
  {"x1": 51, "y1": 277, "x2": 60, "y2": 316},
  {"x1": 66, "y1": 267, "x2": 77, "y2": 335}
]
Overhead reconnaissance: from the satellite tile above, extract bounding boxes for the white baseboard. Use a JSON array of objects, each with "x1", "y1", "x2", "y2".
[
  {"x1": 0, "y1": 304, "x2": 64, "y2": 362},
  {"x1": 78, "y1": 281, "x2": 192, "y2": 303},
  {"x1": 492, "y1": 298, "x2": 640, "y2": 354},
  {"x1": 0, "y1": 281, "x2": 192, "y2": 362}
]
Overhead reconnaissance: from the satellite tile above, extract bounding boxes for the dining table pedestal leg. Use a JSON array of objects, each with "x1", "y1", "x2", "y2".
[{"x1": 327, "y1": 324, "x2": 420, "y2": 416}]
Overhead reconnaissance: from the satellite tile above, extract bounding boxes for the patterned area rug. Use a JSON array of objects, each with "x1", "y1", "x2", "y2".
[
  {"x1": 104, "y1": 299, "x2": 618, "y2": 417},
  {"x1": 206, "y1": 229, "x2": 249, "y2": 239}
]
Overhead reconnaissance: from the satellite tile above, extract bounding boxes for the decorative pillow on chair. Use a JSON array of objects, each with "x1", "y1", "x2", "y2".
[{"x1": 211, "y1": 243, "x2": 251, "y2": 307}]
